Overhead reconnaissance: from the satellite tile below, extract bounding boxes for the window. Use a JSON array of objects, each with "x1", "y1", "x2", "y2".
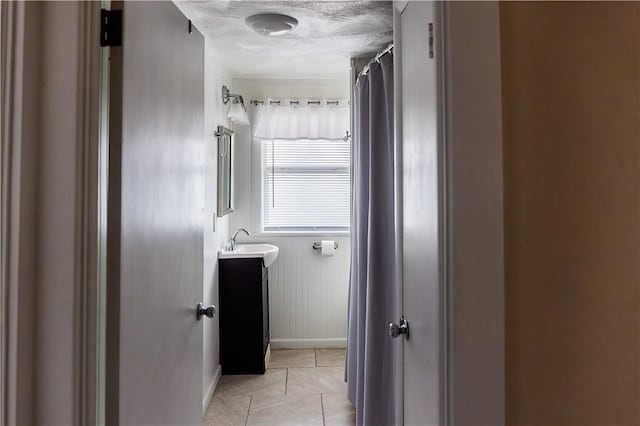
[{"x1": 262, "y1": 139, "x2": 350, "y2": 232}]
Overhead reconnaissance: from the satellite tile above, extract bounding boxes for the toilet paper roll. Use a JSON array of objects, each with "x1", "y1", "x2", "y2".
[{"x1": 321, "y1": 240, "x2": 336, "y2": 257}]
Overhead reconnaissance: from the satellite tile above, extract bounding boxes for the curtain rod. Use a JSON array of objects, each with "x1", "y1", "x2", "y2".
[
  {"x1": 249, "y1": 99, "x2": 345, "y2": 106},
  {"x1": 358, "y1": 43, "x2": 394, "y2": 79}
]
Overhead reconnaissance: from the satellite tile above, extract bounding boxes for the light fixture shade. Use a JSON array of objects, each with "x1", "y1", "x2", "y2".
[
  {"x1": 245, "y1": 13, "x2": 298, "y2": 36},
  {"x1": 228, "y1": 102, "x2": 250, "y2": 125}
]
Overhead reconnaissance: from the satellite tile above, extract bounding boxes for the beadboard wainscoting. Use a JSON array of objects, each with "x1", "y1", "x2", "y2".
[{"x1": 245, "y1": 235, "x2": 351, "y2": 348}]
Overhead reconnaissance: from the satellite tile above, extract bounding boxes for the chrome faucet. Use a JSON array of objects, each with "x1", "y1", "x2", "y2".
[{"x1": 227, "y1": 228, "x2": 250, "y2": 251}]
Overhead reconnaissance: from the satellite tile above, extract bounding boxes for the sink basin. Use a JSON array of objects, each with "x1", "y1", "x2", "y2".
[{"x1": 219, "y1": 243, "x2": 280, "y2": 267}]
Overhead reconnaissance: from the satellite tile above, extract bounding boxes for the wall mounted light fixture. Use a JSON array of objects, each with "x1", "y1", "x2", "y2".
[{"x1": 222, "y1": 85, "x2": 249, "y2": 125}]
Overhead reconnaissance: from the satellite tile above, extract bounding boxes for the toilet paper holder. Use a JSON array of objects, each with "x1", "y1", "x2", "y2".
[{"x1": 312, "y1": 241, "x2": 339, "y2": 250}]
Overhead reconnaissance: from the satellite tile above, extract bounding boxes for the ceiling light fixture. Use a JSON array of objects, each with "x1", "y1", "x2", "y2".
[{"x1": 245, "y1": 13, "x2": 298, "y2": 36}]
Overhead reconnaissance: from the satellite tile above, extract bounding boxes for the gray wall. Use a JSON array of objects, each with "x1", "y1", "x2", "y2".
[{"x1": 202, "y1": 40, "x2": 232, "y2": 409}]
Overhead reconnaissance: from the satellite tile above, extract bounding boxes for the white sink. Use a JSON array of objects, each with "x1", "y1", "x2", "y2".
[{"x1": 219, "y1": 243, "x2": 280, "y2": 268}]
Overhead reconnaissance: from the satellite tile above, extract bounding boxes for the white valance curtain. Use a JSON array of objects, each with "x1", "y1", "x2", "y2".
[{"x1": 252, "y1": 99, "x2": 349, "y2": 140}]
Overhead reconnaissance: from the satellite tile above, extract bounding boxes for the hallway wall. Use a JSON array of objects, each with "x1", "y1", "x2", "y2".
[{"x1": 501, "y1": 3, "x2": 640, "y2": 424}]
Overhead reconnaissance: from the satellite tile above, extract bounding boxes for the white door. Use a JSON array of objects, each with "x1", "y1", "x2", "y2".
[
  {"x1": 107, "y1": 2, "x2": 206, "y2": 425},
  {"x1": 400, "y1": 2, "x2": 443, "y2": 425}
]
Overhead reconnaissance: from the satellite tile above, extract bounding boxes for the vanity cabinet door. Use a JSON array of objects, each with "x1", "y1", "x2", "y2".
[
  {"x1": 219, "y1": 258, "x2": 270, "y2": 374},
  {"x1": 262, "y1": 266, "x2": 270, "y2": 351}
]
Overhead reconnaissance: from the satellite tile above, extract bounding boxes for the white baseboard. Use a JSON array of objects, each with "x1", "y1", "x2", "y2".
[
  {"x1": 270, "y1": 338, "x2": 347, "y2": 349},
  {"x1": 202, "y1": 364, "x2": 221, "y2": 415}
]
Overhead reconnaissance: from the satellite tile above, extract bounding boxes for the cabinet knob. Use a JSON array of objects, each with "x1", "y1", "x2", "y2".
[{"x1": 196, "y1": 302, "x2": 216, "y2": 321}]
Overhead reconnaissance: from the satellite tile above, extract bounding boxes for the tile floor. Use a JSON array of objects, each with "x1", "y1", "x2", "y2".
[{"x1": 204, "y1": 348, "x2": 355, "y2": 426}]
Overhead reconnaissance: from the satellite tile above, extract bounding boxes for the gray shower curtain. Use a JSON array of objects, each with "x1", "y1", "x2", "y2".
[{"x1": 346, "y1": 53, "x2": 396, "y2": 426}]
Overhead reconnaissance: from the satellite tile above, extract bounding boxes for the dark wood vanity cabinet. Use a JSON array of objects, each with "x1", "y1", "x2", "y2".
[{"x1": 219, "y1": 258, "x2": 270, "y2": 375}]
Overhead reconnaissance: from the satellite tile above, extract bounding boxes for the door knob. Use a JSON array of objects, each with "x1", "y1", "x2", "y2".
[
  {"x1": 389, "y1": 317, "x2": 409, "y2": 340},
  {"x1": 196, "y1": 302, "x2": 216, "y2": 321}
]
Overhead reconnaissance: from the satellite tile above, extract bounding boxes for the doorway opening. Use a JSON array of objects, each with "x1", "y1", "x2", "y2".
[{"x1": 172, "y1": 2, "x2": 393, "y2": 425}]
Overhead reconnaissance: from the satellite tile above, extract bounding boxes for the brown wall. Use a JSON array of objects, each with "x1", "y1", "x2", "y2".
[{"x1": 501, "y1": 2, "x2": 640, "y2": 425}]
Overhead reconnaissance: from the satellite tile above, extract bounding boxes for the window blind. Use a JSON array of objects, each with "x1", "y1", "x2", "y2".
[{"x1": 263, "y1": 139, "x2": 350, "y2": 232}]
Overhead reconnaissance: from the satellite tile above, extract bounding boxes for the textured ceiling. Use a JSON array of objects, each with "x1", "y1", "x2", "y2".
[{"x1": 176, "y1": 1, "x2": 393, "y2": 79}]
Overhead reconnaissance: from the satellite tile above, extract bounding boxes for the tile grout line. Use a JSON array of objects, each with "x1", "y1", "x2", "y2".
[
  {"x1": 285, "y1": 368, "x2": 288, "y2": 394},
  {"x1": 315, "y1": 348, "x2": 318, "y2": 367},
  {"x1": 320, "y1": 393, "x2": 326, "y2": 426},
  {"x1": 245, "y1": 394, "x2": 253, "y2": 426}
]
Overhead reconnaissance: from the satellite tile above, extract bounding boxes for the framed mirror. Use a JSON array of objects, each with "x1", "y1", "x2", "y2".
[{"x1": 216, "y1": 125, "x2": 234, "y2": 217}]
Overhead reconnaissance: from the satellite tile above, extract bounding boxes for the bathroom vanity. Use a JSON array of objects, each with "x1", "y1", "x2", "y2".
[{"x1": 218, "y1": 243, "x2": 279, "y2": 375}]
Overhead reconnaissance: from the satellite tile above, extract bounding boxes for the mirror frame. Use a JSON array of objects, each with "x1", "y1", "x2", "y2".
[{"x1": 216, "y1": 125, "x2": 234, "y2": 217}]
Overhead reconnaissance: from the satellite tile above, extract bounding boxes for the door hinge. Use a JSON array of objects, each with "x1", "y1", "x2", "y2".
[
  {"x1": 100, "y1": 9, "x2": 122, "y2": 47},
  {"x1": 428, "y1": 22, "x2": 434, "y2": 59}
]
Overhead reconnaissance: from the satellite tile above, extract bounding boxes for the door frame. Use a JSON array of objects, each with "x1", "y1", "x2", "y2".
[
  {"x1": 393, "y1": 1, "x2": 505, "y2": 425},
  {"x1": 2, "y1": 1, "x2": 503, "y2": 424},
  {"x1": 0, "y1": 2, "x2": 37, "y2": 423},
  {"x1": 442, "y1": 2, "x2": 505, "y2": 425},
  {"x1": 1, "y1": 1, "x2": 105, "y2": 424}
]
